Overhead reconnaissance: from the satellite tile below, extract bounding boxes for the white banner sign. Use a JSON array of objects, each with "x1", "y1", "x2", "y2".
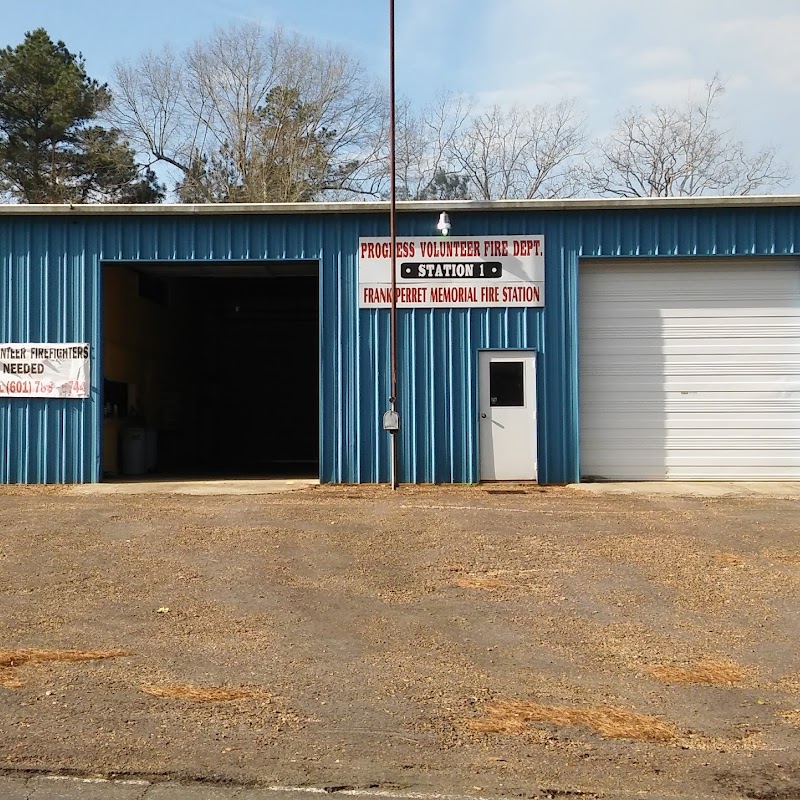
[
  {"x1": 0, "y1": 343, "x2": 90, "y2": 398},
  {"x1": 359, "y1": 235, "x2": 544, "y2": 308}
]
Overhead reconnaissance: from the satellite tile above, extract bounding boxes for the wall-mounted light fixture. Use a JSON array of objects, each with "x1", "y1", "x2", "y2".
[{"x1": 437, "y1": 212, "x2": 451, "y2": 236}]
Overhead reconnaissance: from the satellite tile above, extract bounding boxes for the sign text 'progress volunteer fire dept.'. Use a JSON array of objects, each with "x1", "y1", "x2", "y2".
[{"x1": 358, "y1": 235, "x2": 544, "y2": 309}]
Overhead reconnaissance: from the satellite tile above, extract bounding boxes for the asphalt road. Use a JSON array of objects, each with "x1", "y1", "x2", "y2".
[{"x1": 0, "y1": 774, "x2": 709, "y2": 800}]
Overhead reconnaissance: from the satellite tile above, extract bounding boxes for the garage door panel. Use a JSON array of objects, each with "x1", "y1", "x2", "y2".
[
  {"x1": 583, "y1": 264, "x2": 789, "y2": 285},
  {"x1": 583, "y1": 297, "x2": 797, "y2": 311},
  {"x1": 579, "y1": 259, "x2": 800, "y2": 481},
  {"x1": 580, "y1": 340, "x2": 800, "y2": 354},
  {"x1": 667, "y1": 466, "x2": 800, "y2": 479},
  {"x1": 583, "y1": 464, "x2": 798, "y2": 481},
  {"x1": 583, "y1": 414, "x2": 798, "y2": 430},
  {"x1": 582, "y1": 434, "x2": 800, "y2": 450},
  {"x1": 582, "y1": 359, "x2": 800, "y2": 377},
  {"x1": 581, "y1": 441, "x2": 800, "y2": 455},
  {"x1": 659, "y1": 337, "x2": 800, "y2": 351},
  {"x1": 595, "y1": 461, "x2": 800, "y2": 476},
  {"x1": 587, "y1": 307, "x2": 800, "y2": 319},
  {"x1": 584, "y1": 393, "x2": 799, "y2": 407},
  {"x1": 664, "y1": 378, "x2": 800, "y2": 388},
  {"x1": 584, "y1": 381, "x2": 799, "y2": 395}
]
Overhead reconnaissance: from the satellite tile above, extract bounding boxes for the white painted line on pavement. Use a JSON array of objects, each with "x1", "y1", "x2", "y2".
[
  {"x1": 40, "y1": 775, "x2": 149, "y2": 786},
  {"x1": 266, "y1": 788, "x2": 494, "y2": 800},
  {"x1": 37, "y1": 777, "x2": 494, "y2": 798},
  {"x1": 342, "y1": 791, "x2": 494, "y2": 800}
]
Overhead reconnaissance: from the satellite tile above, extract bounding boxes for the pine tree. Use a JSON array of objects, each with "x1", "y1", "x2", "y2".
[{"x1": 0, "y1": 29, "x2": 162, "y2": 203}]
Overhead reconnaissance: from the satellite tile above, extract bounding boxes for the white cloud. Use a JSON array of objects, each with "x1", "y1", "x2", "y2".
[
  {"x1": 475, "y1": 70, "x2": 592, "y2": 109},
  {"x1": 622, "y1": 46, "x2": 691, "y2": 71},
  {"x1": 627, "y1": 77, "x2": 711, "y2": 107},
  {"x1": 450, "y1": 2, "x2": 597, "y2": 109},
  {"x1": 717, "y1": 15, "x2": 800, "y2": 91}
]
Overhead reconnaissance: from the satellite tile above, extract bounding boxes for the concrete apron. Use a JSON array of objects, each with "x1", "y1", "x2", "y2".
[
  {"x1": 67, "y1": 478, "x2": 320, "y2": 496},
  {"x1": 61, "y1": 479, "x2": 800, "y2": 499},
  {"x1": 569, "y1": 481, "x2": 800, "y2": 498}
]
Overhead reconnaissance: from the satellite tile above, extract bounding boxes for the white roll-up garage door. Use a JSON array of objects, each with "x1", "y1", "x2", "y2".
[{"x1": 579, "y1": 259, "x2": 800, "y2": 480}]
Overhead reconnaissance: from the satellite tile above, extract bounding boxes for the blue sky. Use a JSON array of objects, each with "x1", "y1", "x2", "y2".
[{"x1": 4, "y1": 0, "x2": 800, "y2": 193}]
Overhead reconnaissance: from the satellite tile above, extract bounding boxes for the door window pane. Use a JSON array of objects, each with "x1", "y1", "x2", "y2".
[{"x1": 490, "y1": 361, "x2": 524, "y2": 406}]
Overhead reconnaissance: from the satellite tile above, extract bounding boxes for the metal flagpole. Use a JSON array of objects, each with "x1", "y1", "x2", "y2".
[{"x1": 388, "y1": 0, "x2": 399, "y2": 490}]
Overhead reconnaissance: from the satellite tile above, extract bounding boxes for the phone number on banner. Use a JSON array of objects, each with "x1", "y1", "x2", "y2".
[{"x1": 0, "y1": 379, "x2": 88, "y2": 397}]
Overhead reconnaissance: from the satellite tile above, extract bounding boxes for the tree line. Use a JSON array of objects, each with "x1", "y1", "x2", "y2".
[{"x1": 0, "y1": 25, "x2": 790, "y2": 204}]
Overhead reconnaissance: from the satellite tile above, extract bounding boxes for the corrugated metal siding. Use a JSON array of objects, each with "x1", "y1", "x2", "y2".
[
  {"x1": 335, "y1": 210, "x2": 554, "y2": 484},
  {"x1": 1, "y1": 205, "x2": 799, "y2": 484},
  {"x1": 0, "y1": 218, "x2": 99, "y2": 482}
]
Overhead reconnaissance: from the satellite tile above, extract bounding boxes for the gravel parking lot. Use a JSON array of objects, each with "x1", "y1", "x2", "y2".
[{"x1": 1, "y1": 483, "x2": 799, "y2": 799}]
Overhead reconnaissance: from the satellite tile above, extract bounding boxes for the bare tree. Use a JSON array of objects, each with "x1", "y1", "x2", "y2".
[
  {"x1": 392, "y1": 94, "x2": 586, "y2": 200},
  {"x1": 586, "y1": 77, "x2": 791, "y2": 197},
  {"x1": 452, "y1": 100, "x2": 586, "y2": 199},
  {"x1": 111, "y1": 22, "x2": 387, "y2": 201},
  {"x1": 390, "y1": 92, "x2": 472, "y2": 200},
  {"x1": 113, "y1": 25, "x2": 586, "y2": 203}
]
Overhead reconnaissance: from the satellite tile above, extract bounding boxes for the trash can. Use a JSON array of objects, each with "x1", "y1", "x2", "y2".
[{"x1": 121, "y1": 427, "x2": 147, "y2": 475}]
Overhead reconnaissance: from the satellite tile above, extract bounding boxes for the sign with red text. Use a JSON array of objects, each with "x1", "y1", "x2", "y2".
[
  {"x1": 0, "y1": 343, "x2": 90, "y2": 398},
  {"x1": 359, "y1": 235, "x2": 544, "y2": 309}
]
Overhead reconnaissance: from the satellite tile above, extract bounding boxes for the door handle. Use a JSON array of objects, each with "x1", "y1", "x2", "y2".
[{"x1": 481, "y1": 413, "x2": 487, "y2": 418}]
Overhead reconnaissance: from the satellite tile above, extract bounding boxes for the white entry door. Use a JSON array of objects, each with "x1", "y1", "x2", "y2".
[{"x1": 479, "y1": 350, "x2": 538, "y2": 481}]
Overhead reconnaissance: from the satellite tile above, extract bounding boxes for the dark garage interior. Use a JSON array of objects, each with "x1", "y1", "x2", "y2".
[{"x1": 102, "y1": 261, "x2": 319, "y2": 479}]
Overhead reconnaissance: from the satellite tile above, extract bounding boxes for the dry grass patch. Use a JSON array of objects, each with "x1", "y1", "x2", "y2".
[
  {"x1": 779, "y1": 673, "x2": 800, "y2": 694},
  {"x1": 453, "y1": 574, "x2": 510, "y2": 591},
  {"x1": 0, "y1": 648, "x2": 131, "y2": 668},
  {"x1": 0, "y1": 668, "x2": 23, "y2": 689},
  {"x1": 678, "y1": 730, "x2": 768, "y2": 752},
  {"x1": 0, "y1": 648, "x2": 130, "y2": 688},
  {"x1": 141, "y1": 684, "x2": 267, "y2": 702},
  {"x1": 769, "y1": 551, "x2": 800, "y2": 565},
  {"x1": 466, "y1": 699, "x2": 677, "y2": 743},
  {"x1": 0, "y1": 485, "x2": 67, "y2": 495},
  {"x1": 779, "y1": 710, "x2": 800, "y2": 727},
  {"x1": 716, "y1": 552, "x2": 745, "y2": 566},
  {"x1": 647, "y1": 659, "x2": 749, "y2": 686}
]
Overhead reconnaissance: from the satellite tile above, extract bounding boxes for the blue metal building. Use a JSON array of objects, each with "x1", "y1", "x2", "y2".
[{"x1": 1, "y1": 197, "x2": 799, "y2": 485}]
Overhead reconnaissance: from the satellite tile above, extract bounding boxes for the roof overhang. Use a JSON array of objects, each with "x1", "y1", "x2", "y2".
[{"x1": 0, "y1": 196, "x2": 799, "y2": 216}]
